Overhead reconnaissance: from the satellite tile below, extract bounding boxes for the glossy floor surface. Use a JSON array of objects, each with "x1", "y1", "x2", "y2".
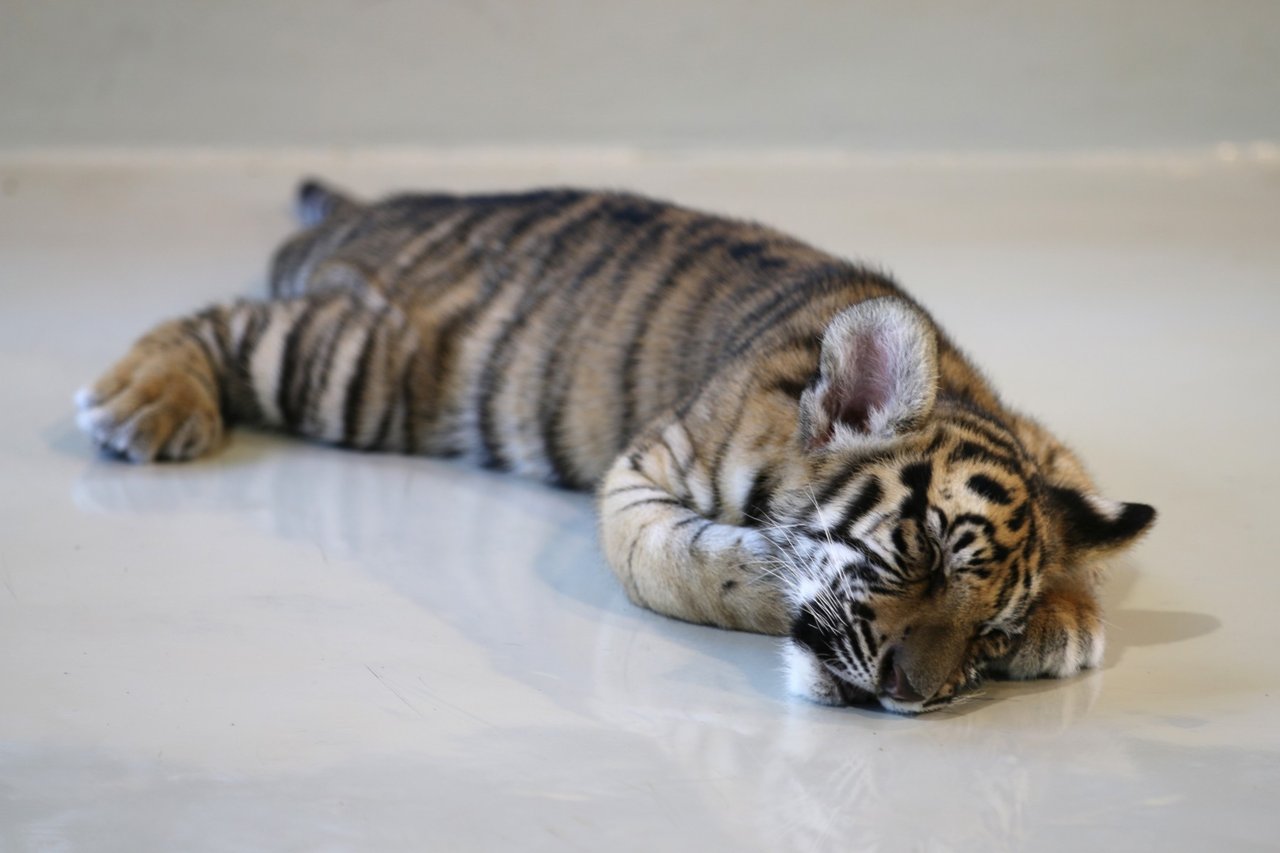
[{"x1": 1, "y1": 152, "x2": 1277, "y2": 851}]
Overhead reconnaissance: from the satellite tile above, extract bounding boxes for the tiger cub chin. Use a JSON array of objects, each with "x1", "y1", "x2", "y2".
[{"x1": 77, "y1": 182, "x2": 1155, "y2": 714}]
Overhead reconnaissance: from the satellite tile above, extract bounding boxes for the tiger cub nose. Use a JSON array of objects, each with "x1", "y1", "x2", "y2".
[{"x1": 881, "y1": 647, "x2": 925, "y2": 703}]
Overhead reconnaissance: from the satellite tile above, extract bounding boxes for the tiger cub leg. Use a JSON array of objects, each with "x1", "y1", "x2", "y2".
[
  {"x1": 986, "y1": 575, "x2": 1105, "y2": 680},
  {"x1": 999, "y1": 413, "x2": 1115, "y2": 679},
  {"x1": 77, "y1": 291, "x2": 422, "y2": 462},
  {"x1": 598, "y1": 423, "x2": 791, "y2": 635}
]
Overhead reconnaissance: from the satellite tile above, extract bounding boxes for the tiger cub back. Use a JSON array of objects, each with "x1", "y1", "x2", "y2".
[{"x1": 268, "y1": 185, "x2": 915, "y2": 486}]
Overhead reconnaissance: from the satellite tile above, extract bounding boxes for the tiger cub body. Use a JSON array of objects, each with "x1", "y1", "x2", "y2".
[{"x1": 77, "y1": 183, "x2": 1155, "y2": 713}]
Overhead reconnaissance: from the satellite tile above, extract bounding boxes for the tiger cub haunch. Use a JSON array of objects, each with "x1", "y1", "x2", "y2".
[{"x1": 77, "y1": 182, "x2": 1155, "y2": 714}]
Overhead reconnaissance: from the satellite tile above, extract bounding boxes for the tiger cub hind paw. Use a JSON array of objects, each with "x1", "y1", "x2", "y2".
[{"x1": 76, "y1": 360, "x2": 224, "y2": 463}]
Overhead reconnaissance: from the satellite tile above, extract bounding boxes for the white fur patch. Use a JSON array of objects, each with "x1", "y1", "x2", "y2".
[
  {"x1": 1056, "y1": 632, "x2": 1084, "y2": 678},
  {"x1": 247, "y1": 309, "x2": 295, "y2": 426},
  {"x1": 314, "y1": 322, "x2": 371, "y2": 441},
  {"x1": 1086, "y1": 494, "x2": 1125, "y2": 521},
  {"x1": 782, "y1": 640, "x2": 845, "y2": 706},
  {"x1": 789, "y1": 574, "x2": 828, "y2": 609},
  {"x1": 809, "y1": 498, "x2": 845, "y2": 534},
  {"x1": 1085, "y1": 628, "x2": 1106, "y2": 670},
  {"x1": 660, "y1": 422, "x2": 695, "y2": 471},
  {"x1": 726, "y1": 464, "x2": 759, "y2": 520}
]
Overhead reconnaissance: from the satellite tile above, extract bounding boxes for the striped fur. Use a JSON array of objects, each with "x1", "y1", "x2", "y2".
[{"x1": 77, "y1": 183, "x2": 1155, "y2": 713}]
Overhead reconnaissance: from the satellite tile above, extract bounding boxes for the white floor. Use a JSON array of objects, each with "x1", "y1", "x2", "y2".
[{"x1": 1, "y1": 151, "x2": 1277, "y2": 851}]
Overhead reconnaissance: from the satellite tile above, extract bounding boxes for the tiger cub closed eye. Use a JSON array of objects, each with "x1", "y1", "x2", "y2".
[{"x1": 77, "y1": 182, "x2": 1155, "y2": 714}]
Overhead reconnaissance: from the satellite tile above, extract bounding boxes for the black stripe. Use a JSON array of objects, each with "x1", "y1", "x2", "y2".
[
  {"x1": 891, "y1": 526, "x2": 909, "y2": 557},
  {"x1": 607, "y1": 199, "x2": 661, "y2": 227},
  {"x1": 967, "y1": 473, "x2": 1013, "y2": 505},
  {"x1": 948, "y1": 440, "x2": 1021, "y2": 475},
  {"x1": 689, "y1": 520, "x2": 715, "y2": 549},
  {"x1": 535, "y1": 208, "x2": 654, "y2": 485},
  {"x1": 671, "y1": 235, "x2": 790, "y2": 398},
  {"x1": 233, "y1": 303, "x2": 271, "y2": 367},
  {"x1": 841, "y1": 560, "x2": 875, "y2": 583},
  {"x1": 476, "y1": 197, "x2": 612, "y2": 469},
  {"x1": 768, "y1": 375, "x2": 812, "y2": 401},
  {"x1": 721, "y1": 266, "x2": 846, "y2": 355},
  {"x1": 815, "y1": 454, "x2": 875, "y2": 507},
  {"x1": 615, "y1": 223, "x2": 727, "y2": 445},
  {"x1": 604, "y1": 484, "x2": 663, "y2": 498},
  {"x1": 195, "y1": 308, "x2": 251, "y2": 421},
  {"x1": 396, "y1": 351, "x2": 422, "y2": 453},
  {"x1": 383, "y1": 204, "x2": 503, "y2": 304},
  {"x1": 1022, "y1": 555, "x2": 1037, "y2": 588},
  {"x1": 836, "y1": 537, "x2": 901, "y2": 581},
  {"x1": 369, "y1": 330, "x2": 405, "y2": 451},
  {"x1": 715, "y1": 259, "x2": 850, "y2": 352},
  {"x1": 619, "y1": 497, "x2": 686, "y2": 512},
  {"x1": 923, "y1": 429, "x2": 947, "y2": 456},
  {"x1": 657, "y1": 435, "x2": 693, "y2": 479},
  {"x1": 298, "y1": 300, "x2": 363, "y2": 435},
  {"x1": 381, "y1": 203, "x2": 478, "y2": 273},
  {"x1": 727, "y1": 239, "x2": 790, "y2": 272},
  {"x1": 790, "y1": 607, "x2": 837, "y2": 661},
  {"x1": 993, "y1": 556, "x2": 1023, "y2": 616},
  {"x1": 742, "y1": 467, "x2": 774, "y2": 527},
  {"x1": 458, "y1": 193, "x2": 583, "y2": 309},
  {"x1": 277, "y1": 299, "x2": 330, "y2": 430},
  {"x1": 341, "y1": 312, "x2": 384, "y2": 447},
  {"x1": 849, "y1": 601, "x2": 877, "y2": 622},
  {"x1": 854, "y1": 619, "x2": 878, "y2": 660},
  {"x1": 180, "y1": 317, "x2": 220, "y2": 379},
  {"x1": 836, "y1": 477, "x2": 883, "y2": 533},
  {"x1": 956, "y1": 566, "x2": 992, "y2": 579},
  {"x1": 483, "y1": 190, "x2": 584, "y2": 247},
  {"x1": 671, "y1": 324, "x2": 822, "y2": 422},
  {"x1": 946, "y1": 408, "x2": 1026, "y2": 462},
  {"x1": 952, "y1": 513, "x2": 998, "y2": 535},
  {"x1": 537, "y1": 218, "x2": 673, "y2": 460},
  {"x1": 670, "y1": 262, "x2": 733, "y2": 403},
  {"x1": 898, "y1": 461, "x2": 933, "y2": 519},
  {"x1": 724, "y1": 264, "x2": 897, "y2": 361}
]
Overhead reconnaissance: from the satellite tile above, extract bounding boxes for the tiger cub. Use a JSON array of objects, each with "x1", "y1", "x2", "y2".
[{"x1": 77, "y1": 183, "x2": 1155, "y2": 713}]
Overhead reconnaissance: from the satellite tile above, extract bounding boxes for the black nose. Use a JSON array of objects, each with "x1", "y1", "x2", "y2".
[{"x1": 881, "y1": 648, "x2": 925, "y2": 703}]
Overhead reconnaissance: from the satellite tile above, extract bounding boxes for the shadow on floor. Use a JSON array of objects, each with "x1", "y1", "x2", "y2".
[{"x1": 1100, "y1": 559, "x2": 1220, "y2": 670}]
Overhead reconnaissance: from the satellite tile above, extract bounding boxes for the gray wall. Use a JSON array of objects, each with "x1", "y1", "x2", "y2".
[{"x1": 2, "y1": 0, "x2": 1277, "y2": 150}]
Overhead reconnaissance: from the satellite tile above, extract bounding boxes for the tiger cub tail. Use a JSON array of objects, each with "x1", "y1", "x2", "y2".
[{"x1": 296, "y1": 178, "x2": 360, "y2": 227}]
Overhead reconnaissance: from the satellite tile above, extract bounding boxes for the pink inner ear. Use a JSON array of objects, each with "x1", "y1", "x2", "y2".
[{"x1": 825, "y1": 334, "x2": 892, "y2": 433}]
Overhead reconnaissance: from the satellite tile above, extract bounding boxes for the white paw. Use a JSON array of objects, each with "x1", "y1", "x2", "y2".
[
  {"x1": 76, "y1": 363, "x2": 223, "y2": 463},
  {"x1": 781, "y1": 639, "x2": 875, "y2": 707}
]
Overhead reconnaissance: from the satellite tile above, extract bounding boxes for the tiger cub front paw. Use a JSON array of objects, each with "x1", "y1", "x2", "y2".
[
  {"x1": 76, "y1": 353, "x2": 223, "y2": 463},
  {"x1": 986, "y1": 583, "x2": 1105, "y2": 681}
]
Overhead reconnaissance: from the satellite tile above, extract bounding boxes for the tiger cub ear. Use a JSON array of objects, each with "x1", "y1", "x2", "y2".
[
  {"x1": 799, "y1": 297, "x2": 939, "y2": 449},
  {"x1": 1046, "y1": 484, "x2": 1157, "y2": 557}
]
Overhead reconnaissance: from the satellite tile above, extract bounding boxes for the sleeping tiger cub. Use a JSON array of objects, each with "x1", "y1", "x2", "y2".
[{"x1": 76, "y1": 182, "x2": 1155, "y2": 714}]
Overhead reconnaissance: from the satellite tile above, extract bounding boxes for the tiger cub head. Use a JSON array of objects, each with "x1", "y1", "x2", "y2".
[{"x1": 772, "y1": 298, "x2": 1155, "y2": 714}]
